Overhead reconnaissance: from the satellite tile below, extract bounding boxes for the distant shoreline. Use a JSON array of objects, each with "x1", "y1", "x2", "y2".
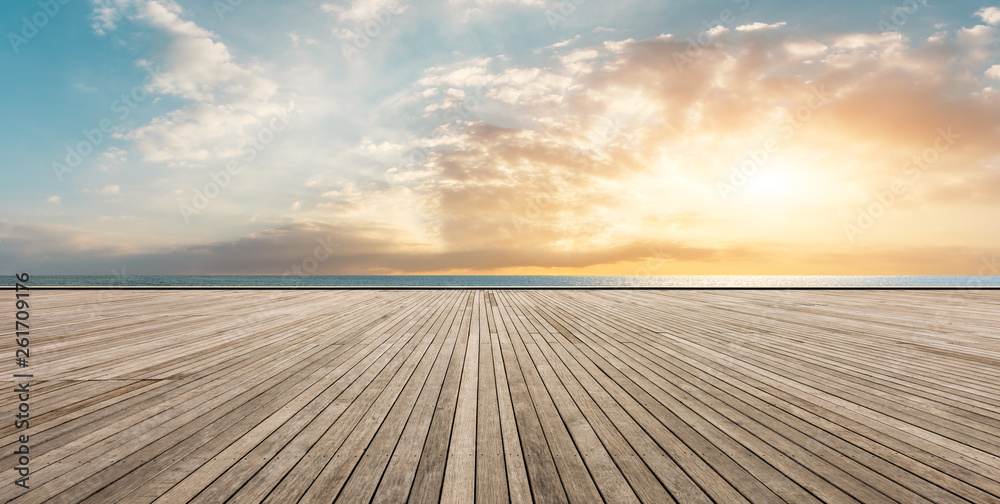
[{"x1": 4, "y1": 275, "x2": 1000, "y2": 288}]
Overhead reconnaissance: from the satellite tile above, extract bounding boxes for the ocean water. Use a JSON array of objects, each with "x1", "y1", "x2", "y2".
[{"x1": 5, "y1": 275, "x2": 1000, "y2": 287}]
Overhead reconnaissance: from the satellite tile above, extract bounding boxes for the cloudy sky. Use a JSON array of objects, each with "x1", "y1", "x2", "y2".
[{"x1": 1, "y1": 0, "x2": 999, "y2": 275}]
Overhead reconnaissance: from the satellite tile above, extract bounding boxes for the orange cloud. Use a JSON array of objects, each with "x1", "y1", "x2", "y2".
[{"x1": 360, "y1": 17, "x2": 1000, "y2": 272}]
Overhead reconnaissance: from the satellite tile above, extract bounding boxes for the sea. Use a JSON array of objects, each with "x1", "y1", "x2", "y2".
[{"x1": 5, "y1": 275, "x2": 1000, "y2": 287}]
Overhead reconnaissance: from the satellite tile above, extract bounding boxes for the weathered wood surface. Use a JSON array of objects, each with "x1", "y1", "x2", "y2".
[{"x1": 1, "y1": 289, "x2": 998, "y2": 503}]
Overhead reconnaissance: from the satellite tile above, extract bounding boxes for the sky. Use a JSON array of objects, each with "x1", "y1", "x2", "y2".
[{"x1": 1, "y1": 0, "x2": 999, "y2": 275}]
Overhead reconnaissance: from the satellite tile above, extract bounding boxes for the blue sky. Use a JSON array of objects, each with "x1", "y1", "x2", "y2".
[{"x1": 2, "y1": 0, "x2": 999, "y2": 275}]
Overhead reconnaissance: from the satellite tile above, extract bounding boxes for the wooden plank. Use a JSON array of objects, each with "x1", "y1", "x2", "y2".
[
  {"x1": 300, "y1": 291, "x2": 459, "y2": 502},
  {"x1": 503, "y1": 291, "x2": 677, "y2": 504},
  {"x1": 365, "y1": 291, "x2": 467, "y2": 503},
  {"x1": 475, "y1": 291, "x2": 509, "y2": 504},
  {"x1": 503, "y1": 291, "x2": 642, "y2": 503},
  {"x1": 189, "y1": 291, "x2": 444, "y2": 503},
  {"x1": 596, "y1": 290, "x2": 990, "y2": 485},
  {"x1": 558, "y1": 289, "x2": 1000, "y2": 501},
  {"x1": 519, "y1": 290, "x2": 802, "y2": 503},
  {"x1": 405, "y1": 291, "x2": 474, "y2": 503},
  {"x1": 498, "y1": 291, "x2": 607, "y2": 503},
  {"x1": 491, "y1": 292, "x2": 569, "y2": 504},
  {"x1": 2, "y1": 291, "x2": 412, "y2": 485},
  {"x1": 439, "y1": 290, "x2": 481, "y2": 503},
  {"x1": 485, "y1": 290, "x2": 533, "y2": 504},
  {"x1": 12, "y1": 336, "x2": 324, "y2": 503}
]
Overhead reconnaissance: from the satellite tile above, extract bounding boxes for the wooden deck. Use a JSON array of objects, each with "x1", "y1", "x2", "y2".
[{"x1": 2, "y1": 289, "x2": 1000, "y2": 503}]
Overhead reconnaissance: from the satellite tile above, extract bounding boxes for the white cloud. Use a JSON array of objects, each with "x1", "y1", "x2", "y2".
[
  {"x1": 416, "y1": 58, "x2": 495, "y2": 88},
  {"x1": 561, "y1": 48, "x2": 600, "y2": 65},
  {"x1": 350, "y1": 137, "x2": 407, "y2": 161},
  {"x1": 603, "y1": 38, "x2": 636, "y2": 53},
  {"x1": 957, "y1": 24, "x2": 998, "y2": 63},
  {"x1": 47, "y1": 196, "x2": 61, "y2": 204},
  {"x1": 561, "y1": 52, "x2": 600, "y2": 75},
  {"x1": 735, "y1": 21, "x2": 787, "y2": 32},
  {"x1": 125, "y1": 103, "x2": 287, "y2": 162},
  {"x1": 706, "y1": 25, "x2": 729, "y2": 37},
  {"x1": 976, "y1": 6, "x2": 1000, "y2": 25},
  {"x1": 98, "y1": 147, "x2": 128, "y2": 172},
  {"x1": 289, "y1": 31, "x2": 317, "y2": 47},
  {"x1": 130, "y1": 3, "x2": 277, "y2": 104},
  {"x1": 74, "y1": 82, "x2": 98, "y2": 93},
  {"x1": 832, "y1": 32, "x2": 903, "y2": 50},
  {"x1": 446, "y1": 0, "x2": 544, "y2": 21},
  {"x1": 447, "y1": 0, "x2": 544, "y2": 9},
  {"x1": 321, "y1": 182, "x2": 362, "y2": 200},
  {"x1": 83, "y1": 185, "x2": 121, "y2": 195},
  {"x1": 324, "y1": 0, "x2": 408, "y2": 42},
  {"x1": 102, "y1": 147, "x2": 128, "y2": 162},
  {"x1": 784, "y1": 39, "x2": 827, "y2": 58},
  {"x1": 959, "y1": 23, "x2": 997, "y2": 41},
  {"x1": 16, "y1": 4, "x2": 1000, "y2": 274},
  {"x1": 354, "y1": 11, "x2": 1000, "y2": 257},
  {"x1": 413, "y1": 58, "x2": 578, "y2": 114},
  {"x1": 88, "y1": 0, "x2": 292, "y2": 165},
  {"x1": 548, "y1": 35, "x2": 581, "y2": 49},
  {"x1": 88, "y1": 0, "x2": 126, "y2": 35}
]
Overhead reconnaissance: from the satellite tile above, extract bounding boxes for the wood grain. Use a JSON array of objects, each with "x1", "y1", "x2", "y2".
[{"x1": 2, "y1": 288, "x2": 998, "y2": 503}]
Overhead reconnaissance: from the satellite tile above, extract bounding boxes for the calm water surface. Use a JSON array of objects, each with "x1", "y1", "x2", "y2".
[{"x1": 7, "y1": 275, "x2": 1000, "y2": 287}]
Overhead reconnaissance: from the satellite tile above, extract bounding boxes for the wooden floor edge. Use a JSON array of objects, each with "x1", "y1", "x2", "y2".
[{"x1": 9, "y1": 286, "x2": 1000, "y2": 290}]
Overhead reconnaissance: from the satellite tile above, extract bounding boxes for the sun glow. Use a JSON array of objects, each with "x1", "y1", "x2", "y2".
[
  {"x1": 740, "y1": 161, "x2": 826, "y2": 205},
  {"x1": 751, "y1": 169, "x2": 800, "y2": 196}
]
